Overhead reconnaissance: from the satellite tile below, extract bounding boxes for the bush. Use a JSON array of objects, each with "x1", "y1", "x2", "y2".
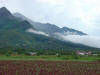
[
  {"x1": 6, "y1": 53, "x2": 11, "y2": 56},
  {"x1": 73, "y1": 55, "x2": 79, "y2": 59}
]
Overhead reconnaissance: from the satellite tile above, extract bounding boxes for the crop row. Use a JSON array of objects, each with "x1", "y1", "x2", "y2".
[{"x1": 0, "y1": 61, "x2": 100, "y2": 75}]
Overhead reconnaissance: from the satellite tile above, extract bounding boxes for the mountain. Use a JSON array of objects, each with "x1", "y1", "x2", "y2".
[
  {"x1": 14, "y1": 13, "x2": 87, "y2": 36},
  {"x1": 0, "y1": 8, "x2": 34, "y2": 31},
  {"x1": 0, "y1": 7, "x2": 99, "y2": 54},
  {"x1": 0, "y1": 7, "x2": 14, "y2": 20}
]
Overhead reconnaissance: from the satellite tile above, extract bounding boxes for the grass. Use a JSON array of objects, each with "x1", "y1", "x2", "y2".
[{"x1": 0, "y1": 55, "x2": 99, "y2": 61}]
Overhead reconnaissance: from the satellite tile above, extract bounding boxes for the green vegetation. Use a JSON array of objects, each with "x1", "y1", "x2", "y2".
[{"x1": 0, "y1": 55, "x2": 99, "y2": 61}]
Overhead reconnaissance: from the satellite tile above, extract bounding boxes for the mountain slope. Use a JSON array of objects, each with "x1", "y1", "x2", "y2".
[
  {"x1": 0, "y1": 30, "x2": 97, "y2": 51},
  {"x1": 0, "y1": 7, "x2": 98, "y2": 54},
  {"x1": 14, "y1": 13, "x2": 87, "y2": 36}
]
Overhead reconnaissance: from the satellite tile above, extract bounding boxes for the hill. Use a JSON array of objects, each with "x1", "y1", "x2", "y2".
[{"x1": 0, "y1": 7, "x2": 99, "y2": 54}]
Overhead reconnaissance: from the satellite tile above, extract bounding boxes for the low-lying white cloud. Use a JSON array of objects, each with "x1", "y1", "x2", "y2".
[
  {"x1": 55, "y1": 33, "x2": 100, "y2": 48},
  {"x1": 27, "y1": 29, "x2": 49, "y2": 36}
]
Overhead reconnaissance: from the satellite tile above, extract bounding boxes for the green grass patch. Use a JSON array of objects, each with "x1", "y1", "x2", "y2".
[{"x1": 0, "y1": 55, "x2": 99, "y2": 61}]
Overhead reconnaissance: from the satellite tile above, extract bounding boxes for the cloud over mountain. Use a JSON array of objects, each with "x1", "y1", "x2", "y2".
[
  {"x1": 55, "y1": 33, "x2": 100, "y2": 48},
  {"x1": 27, "y1": 28, "x2": 49, "y2": 36}
]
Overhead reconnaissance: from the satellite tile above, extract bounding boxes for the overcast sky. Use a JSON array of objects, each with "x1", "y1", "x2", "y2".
[{"x1": 0, "y1": 0, "x2": 100, "y2": 36}]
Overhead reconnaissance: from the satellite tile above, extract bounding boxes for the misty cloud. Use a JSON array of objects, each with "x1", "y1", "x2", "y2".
[
  {"x1": 55, "y1": 33, "x2": 100, "y2": 48},
  {"x1": 27, "y1": 29, "x2": 49, "y2": 36}
]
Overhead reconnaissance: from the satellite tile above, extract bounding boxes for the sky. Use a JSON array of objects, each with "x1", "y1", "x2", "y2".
[{"x1": 0, "y1": 0, "x2": 100, "y2": 36}]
